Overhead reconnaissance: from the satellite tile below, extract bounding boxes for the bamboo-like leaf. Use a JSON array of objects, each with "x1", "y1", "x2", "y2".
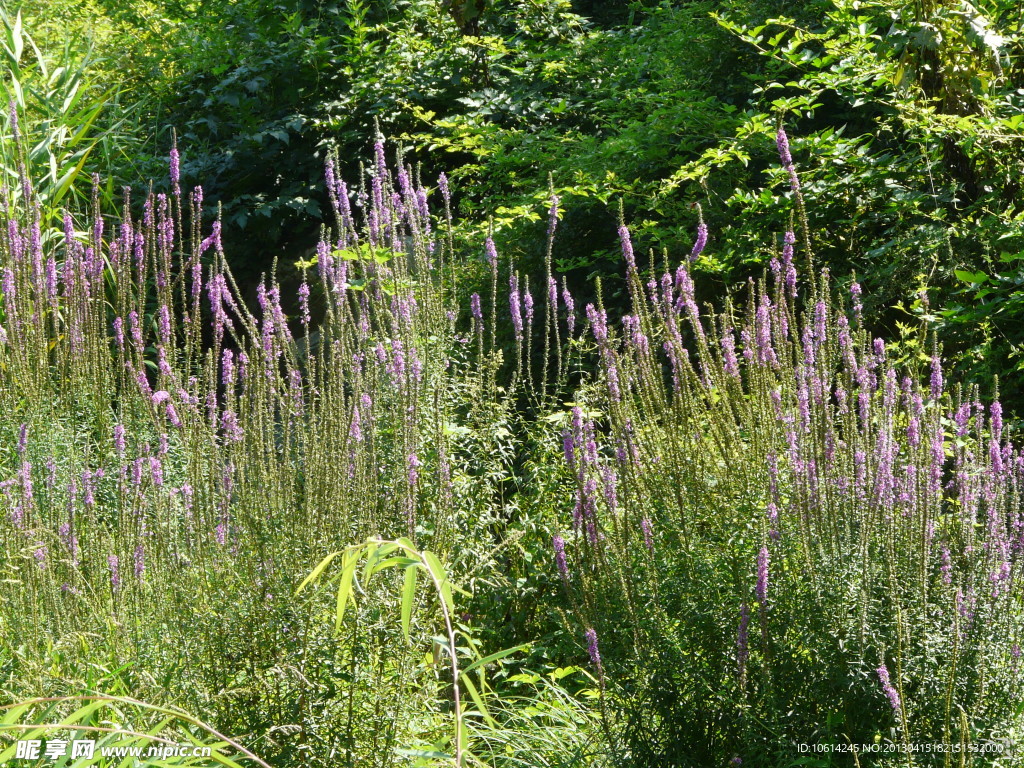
[
  {"x1": 422, "y1": 550, "x2": 453, "y2": 612},
  {"x1": 65, "y1": 93, "x2": 112, "y2": 150},
  {"x1": 335, "y1": 550, "x2": 360, "y2": 634},
  {"x1": 58, "y1": 699, "x2": 107, "y2": 726},
  {"x1": 401, "y1": 563, "x2": 419, "y2": 643},
  {"x1": 460, "y1": 674, "x2": 496, "y2": 726},
  {"x1": 295, "y1": 550, "x2": 341, "y2": 595},
  {"x1": 0, "y1": 703, "x2": 31, "y2": 724},
  {"x1": 462, "y1": 644, "x2": 529, "y2": 674},
  {"x1": 8, "y1": 75, "x2": 24, "y2": 111},
  {"x1": 60, "y1": 76, "x2": 84, "y2": 115},
  {"x1": 50, "y1": 143, "x2": 94, "y2": 207},
  {"x1": 25, "y1": 26, "x2": 44, "y2": 80},
  {"x1": 360, "y1": 539, "x2": 379, "y2": 584},
  {"x1": 11, "y1": 12, "x2": 22, "y2": 64},
  {"x1": 366, "y1": 555, "x2": 418, "y2": 579}
]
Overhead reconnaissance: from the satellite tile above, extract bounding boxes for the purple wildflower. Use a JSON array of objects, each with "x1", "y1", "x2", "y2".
[
  {"x1": 509, "y1": 274, "x2": 523, "y2": 338},
  {"x1": 877, "y1": 664, "x2": 900, "y2": 711},
  {"x1": 134, "y1": 543, "x2": 145, "y2": 579},
  {"x1": 553, "y1": 534, "x2": 569, "y2": 583},
  {"x1": 221, "y1": 410, "x2": 244, "y2": 443},
  {"x1": 737, "y1": 603, "x2": 750, "y2": 679},
  {"x1": 930, "y1": 355, "x2": 943, "y2": 400},
  {"x1": 169, "y1": 142, "x2": 181, "y2": 196},
  {"x1": 547, "y1": 195, "x2": 560, "y2": 240},
  {"x1": 618, "y1": 224, "x2": 636, "y2": 270},
  {"x1": 298, "y1": 282, "x2": 311, "y2": 325},
  {"x1": 408, "y1": 453, "x2": 422, "y2": 486},
  {"x1": 721, "y1": 331, "x2": 739, "y2": 378},
  {"x1": 585, "y1": 628, "x2": 601, "y2": 669},
  {"x1": 689, "y1": 219, "x2": 708, "y2": 262},
  {"x1": 776, "y1": 126, "x2": 801, "y2": 194},
  {"x1": 562, "y1": 281, "x2": 575, "y2": 335},
  {"x1": 756, "y1": 546, "x2": 770, "y2": 609},
  {"x1": 108, "y1": 555, "x2": 121, "y2": 593},
  {"x1": 59, "y1": 522, "x2": 78, "y2": 564}
]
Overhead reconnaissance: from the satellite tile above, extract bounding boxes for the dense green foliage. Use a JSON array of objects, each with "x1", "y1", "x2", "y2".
[{"x1": 17, "y1": 0, "x2": 1015, "y2": 404}]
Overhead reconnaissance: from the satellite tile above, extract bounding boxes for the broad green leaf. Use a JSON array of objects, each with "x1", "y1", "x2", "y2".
[{"x1": 954, "y1": 269, "x2": 988, "y2": 284}]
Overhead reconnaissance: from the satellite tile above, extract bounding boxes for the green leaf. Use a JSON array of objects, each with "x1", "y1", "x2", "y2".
[
  {"x1": 459, "y1": 674, "x2": 496, "y2": 727},
  {"x1": 50, "y1": 143, "x2": 95, "y2": 207},
  {"x1": 401, "y1": 563, "x2": 418, "y2": 643},
  {"x1": 335, "y1": 550, "x2": 360, "y2": 634},
  {"x1": 954, "y1": 269, "x2": 988, "y2": 284},
  {"x1": 422, "y1": 551, "x2": 453, "y2": 612},
  {"x1": 295, "y1": 551, "x2": 341, "y2": 595},
  {"x1": 462, "y1": 644, "x2": 529, "y2": 674},
  {"x1": 366, "y1": 555, "x2": 418, "y2": 579},
  {"x1": 11, "y1": 12, "x2": 22, "y2": 63}
]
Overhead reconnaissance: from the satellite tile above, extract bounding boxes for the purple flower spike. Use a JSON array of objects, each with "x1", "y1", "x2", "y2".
[
  {"x1": 777, "y1": 126, "x2": 801, "y2": 195},
  {"x1": 509, "y1": 274, "x2": 523, "y2": 339},
  {"x1": 547, "y1": 195, "x2": 560, "y2": 239},
  {"x1": 585, "y1": 627, "x2": 601, "y2": 669},
  {"x1": 689, "y1": 220, "x2": 708, "y2": 262},
  {"x1": 553, "y1": 534, "x2": 569, "y2": 583},
  {"x1": 930, "y1": 355, "x2": 944, "y2": 401},
  {"x1": 776, "y1": 127, "x2": 793, "y2": 167},
  {"x1": 562, "y1": 282, "x2": 575, "y2": 335},
  {"x1": 618, "y1": 224, "x2": 636, "y2": 270},
  {"x1": 877, "y1": 664, "x2": 900, "y2": 711},
  {"x1": 485, "y1": 236, "x2": 498, "y2": 269},
  {"x1": 134, "y1": 543, "x2": 145, "y2": 579},
  {"x1": 408, "y1": 453, "x2": 422, "y2": 486},
  {"x1": 108, "y1": 555, "x2": 121, "y2": 593},
  {"x1": 298, "y1": 282, "x2": 311, "y2": 325},
  {"x1": 169, "y1": 142, "x2": 181, "y2": 197},
  {"x1": 737, "y1": 603, "x2": 750, "y2": 678},
  {"x1": 756, "y1": 546, "x2": 770, "y2": 609}
]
